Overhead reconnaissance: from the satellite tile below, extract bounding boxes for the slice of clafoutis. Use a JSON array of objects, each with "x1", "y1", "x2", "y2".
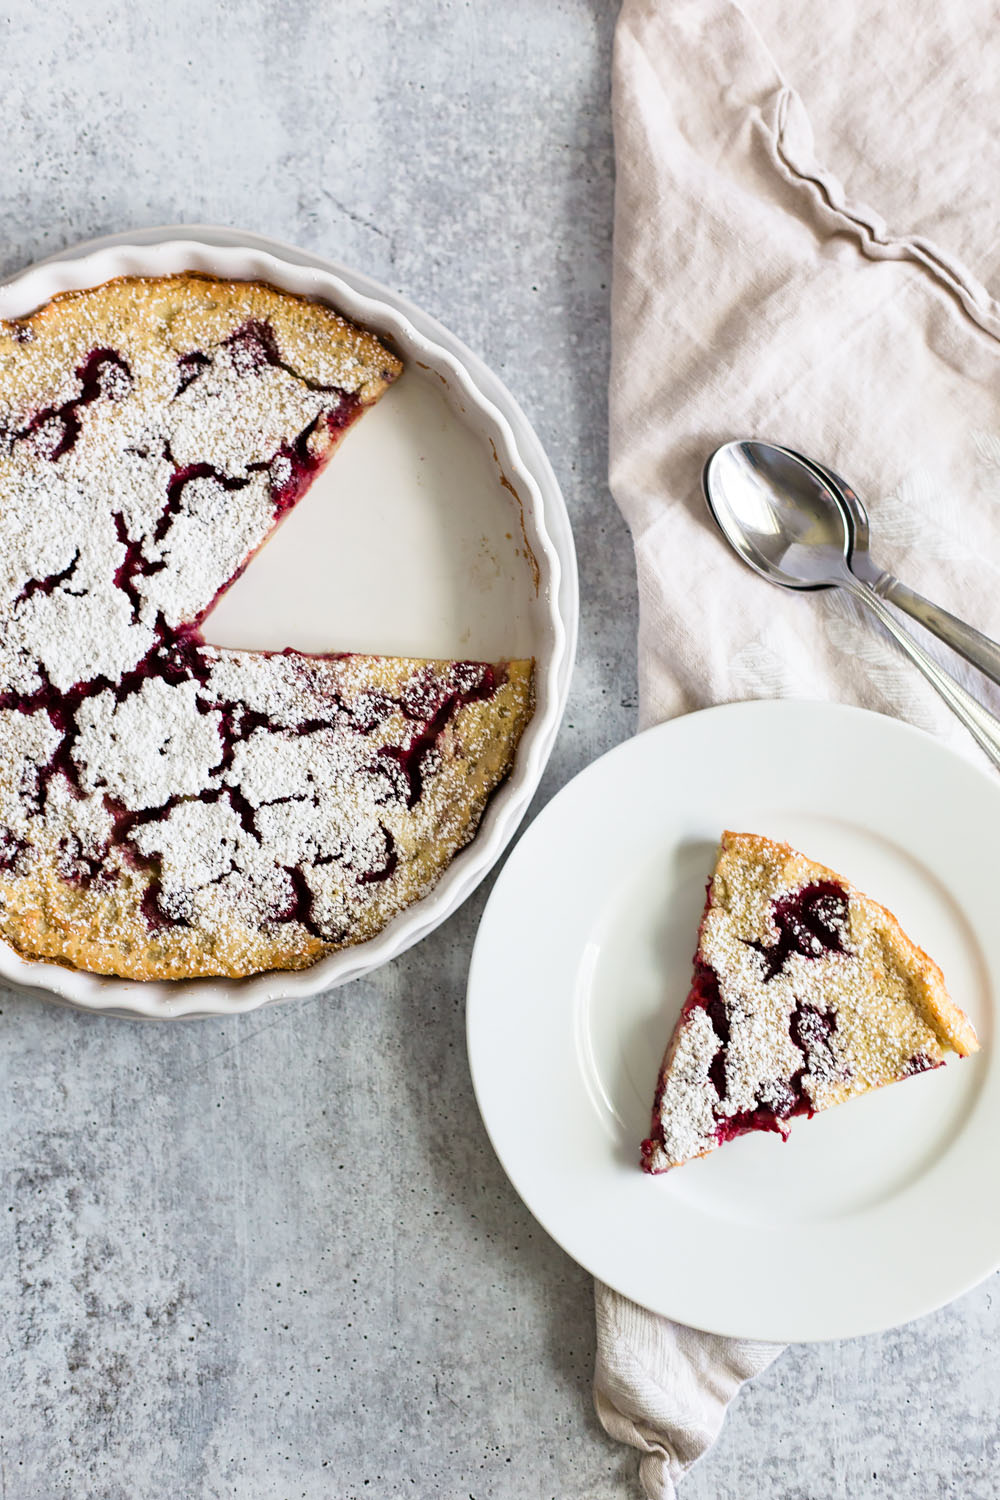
[{"x1": 641, "y1": 831, "x2": 979, "y2": 1173}]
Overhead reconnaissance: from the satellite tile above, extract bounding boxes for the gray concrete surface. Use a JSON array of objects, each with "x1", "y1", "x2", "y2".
[{"x1": 0, "y1": 1, "x2": 996, "y2": 1496}]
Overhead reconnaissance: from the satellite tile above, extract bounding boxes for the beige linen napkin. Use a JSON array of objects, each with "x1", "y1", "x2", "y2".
[{"x1": 598, "y1": 0, "x2": 1000, "y2": 1493}]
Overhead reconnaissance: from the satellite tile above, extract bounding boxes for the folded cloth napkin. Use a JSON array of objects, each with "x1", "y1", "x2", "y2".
[
  {"x1": 598, "y1": 0, "x2": 1000, "y2": 1493},
  {"x1": 594, "y1": 1283, "x2": 780, "y2": 1497}
]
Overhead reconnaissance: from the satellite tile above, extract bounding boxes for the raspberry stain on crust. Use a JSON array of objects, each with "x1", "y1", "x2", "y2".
[
  {"x1": 640, "y1": 840, "x2": 969, "y2": 1175},
  {"x1": 0, "y1": 280, "x2": 533, "y2": 979},
  {"x1": 3, "y1": 319, "x2": 361, "y2": 825},
  {"x1": 640, "y1": 956, "x2": 834, "y2": 1166},
  {"x1": 12, "y1": 346, "x2": 132, "y2": 459},
  {"x1": 0, "y1": 282, "x2": 539, "y2": 984},
  {"x1": 746, "y1": 881, "x2": 850, "y2": 980}
]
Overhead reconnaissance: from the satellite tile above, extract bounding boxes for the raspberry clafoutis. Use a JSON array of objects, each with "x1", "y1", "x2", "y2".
[
  {"x1": 0, "y1": 274, "x2": 533, "y2": 979},
  {"x1": 642, "y1": 832, "x2": 978, "y2": 1173}
]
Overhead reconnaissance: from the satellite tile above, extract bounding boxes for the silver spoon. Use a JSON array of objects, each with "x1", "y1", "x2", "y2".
[
  {"x1": 703, "y1": 439, "x2": 1000, "y2": 770},
  {"x1": 776, "y1": 445, "x2": 1000, "y2": 687}
]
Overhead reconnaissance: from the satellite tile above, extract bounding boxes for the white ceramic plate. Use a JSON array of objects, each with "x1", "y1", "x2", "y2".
[
  {"x1": 467, "y1": 700, "x2": 998, "y2": 1341},
  {"x1": 0, "y1": 228, "x2": 576, "y2": 1018}
]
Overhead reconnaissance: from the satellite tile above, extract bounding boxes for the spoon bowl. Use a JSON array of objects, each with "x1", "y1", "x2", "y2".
[
  {"x1": 702, "y1": 440, "x2": 854, "y2": 591},
  {"x1": 702, "y1": 437, "x2": 1000, "y2": 771},
  {"x1": 760, "y1": 444, "x2": 1000, "y2": 691}
]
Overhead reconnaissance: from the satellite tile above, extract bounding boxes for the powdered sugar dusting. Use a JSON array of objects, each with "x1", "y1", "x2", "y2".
[
  {"x1": 130, "y1": 794, "x2": 274, "y2": 926},
  {"x1": 168, "y1": 334, "x2": 331, "y2": 472},
  {"x1": 73, "y1": 676, "x2": 224, "y2": 810},
  {"x1": 0, "y1": 707, "x2": 61, "y2": 833},
  {"x1": 135, "y1": 471, "x2": 276, "y2": 628},
  {"x1": 645, "y1": 833, "x2": 969, "y2": 1172},
  {"x1": 0, "y1": 457, "x2": 158, "y2": 691},
  {"x1": 651, "y1": 1006, "x2": 720, "y2": 1165},
  {"x1": 0, "y1": 276, "x2": 531, "y2": 980}
]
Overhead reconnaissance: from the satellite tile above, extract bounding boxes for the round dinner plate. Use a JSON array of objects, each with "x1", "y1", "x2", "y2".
[
  {"x1": 467, "y1": 700, "x2": 998, "y2": 1342},
  {"x1": 0, "y1": 227, "x2": 576, "y2": 1018}
]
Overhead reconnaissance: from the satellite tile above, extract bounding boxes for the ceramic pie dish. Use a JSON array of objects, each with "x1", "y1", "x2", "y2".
[{"x1": 0, "y1": 228, "x2": 575, "y2": 1017}]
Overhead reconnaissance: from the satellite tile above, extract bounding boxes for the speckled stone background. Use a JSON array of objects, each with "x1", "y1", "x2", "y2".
[{"x1": 1, "y1": 2, "x2": 997, "y2": 1497}]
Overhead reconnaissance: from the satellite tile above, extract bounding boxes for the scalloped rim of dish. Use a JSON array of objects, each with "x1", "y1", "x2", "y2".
[{"x1": 0, "y1": 228, "x2": 576, "y2": 1019}]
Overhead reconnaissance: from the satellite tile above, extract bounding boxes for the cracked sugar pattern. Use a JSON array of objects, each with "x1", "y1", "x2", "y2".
[
  {"x1": 644, "y1": 837, "x2": 962, "y2": 1173},
  {"x1": 0, "y1": 283, "x2": 528, "y2": 975},
  {"x1": 5, "y1": 0, "x2": 994, "y2": 1495}
]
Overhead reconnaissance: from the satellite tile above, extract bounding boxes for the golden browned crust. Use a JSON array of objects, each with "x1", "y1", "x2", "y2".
[
  {"x1": 718, "y1": 832, "x2": 979, "y2": 1058},
  {"x1": 0, "y1": 273, "x2": 537, "y2": 982},
  {"x1": 0, "y1": 273, "x2": 402, "y2": 411},
  {"x1": 643, "y1": 830, "x2": 979, "y2": 1173},
  {"x1": 0, "y1": 656, "x2": 534, "y2": 980}
]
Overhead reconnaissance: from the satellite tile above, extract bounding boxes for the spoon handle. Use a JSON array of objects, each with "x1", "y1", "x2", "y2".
[
  {"x1": 846, "y1": 581, "x2": 1000, "y2": 769},
  {"x1": 871, "y1": 573, "x2": 1000, "y2": 689}
]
